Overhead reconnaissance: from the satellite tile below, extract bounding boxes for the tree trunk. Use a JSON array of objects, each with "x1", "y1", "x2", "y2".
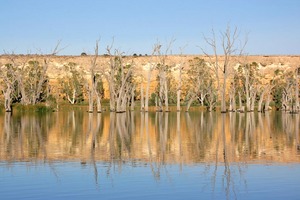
[
  {"x1": 18, "y1": 78, "x2": 30, "y2": 105},
  {"x1": 228, "y1": 92, "x2": 235, "y2": 112},
  {"x1": 88, "y1": 89, "x2": 93, "y2": 113},
  {"x1": 245, "y1": 72, "x2": 250, "y2": 112},
  {"x1": 120, "y1": 94, "x2": 127, "y2": 112},
  {"x1": 258, "y1": 86, "x2": 268, "y2": 112},
  {"x1": 238, "y1": 91, "x2": 243, "y2": 110},
  {"x1": 177, "y1": 89, "x2": 181, "y2": 112},
  {"x1": 258, "y1": 95, "x2": 264, "y2": 112},
  {"x1": 185, "y1": 96, "x2": 195, "y2": 112},
  {"x1": 250, "y1": 91, "x2": 256, "y2": 112},
  {"x1": 221, "y1": 73, "x2": 227, "y2": 113},
  {"x1": 131, "y1": 87, "x2": 135, "y2": 111},
  {"x1": 177, "y1": 64, "x2": 182, "y2": 112},
  {"x1": 164, "y1": 75, "x2": 169, "y2": 112},
  {"x1": 264, "y1": 94, "x2": 271, "y2": 111},
  {"x1": 116, "y1": 93, "x2": 122, "y2": 112},
  {"x1": 4, "y1": 88, "x2": 12, "y2": 112},
  {"x1": 109, "y1": 84, "x2": 116, "y2": 112},
  {"x1": 141, "y1": 83, "x2": 144, "y2": 111},
  {"x1": 67, "y1": 89, "x2": 76, "y2": 104},
  {"x1": 96, "y1": 95, "x2": 102, "y2": 113},
  {"x1": 158, "y1": 81, "x2": 163, "y2": 112},
  {"x1": 145, "y1": 67, "x2": 152, "y2": 112}
]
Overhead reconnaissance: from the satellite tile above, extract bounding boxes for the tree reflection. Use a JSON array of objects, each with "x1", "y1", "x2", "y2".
[
  {"x1": 145, "y1": 112, "x2": 160, "y2": 179},
  {"x1": 2, "y1": 112, "x2": 56, "y2": 161},
  {"x1": 0, "y1": 109, "x2": 300, "y2": 195},
  {"x1": 176, "y1": 112, "x2": 183, "y2": 169}
]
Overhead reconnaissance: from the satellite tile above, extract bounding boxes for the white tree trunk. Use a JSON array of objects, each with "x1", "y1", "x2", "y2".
[
  {"x1": 238, "y1": 91, "x2": 243, "y2": 110},
  {"x1": 177, "y1": 90, "x2": 181, "y2": 112},
  {"x1": 258, "y1": 86, "x2": 268, "y2": 112},
  {"x1": 67, "y1": 89, "x2": 76, "y2": 104},
  {"x1": 264, "y1": 94, "x2": 271, "y2": 111},
  {"x1": 186, "y1": 96, "x2": 195, "y2": 112},
  {"x1": 96, "y1": 95, "x2": 102, "y2": 113},
  {"x1": 250, "y1": 91, "x2": 256, "y2": 112},
  {"x1": 164, "y1": 75, "x2": 169, "y2": 112},
  {"x1": 4, "y1": 87, "x2": 12, "y2": 112},
  {"x1": 141, "y1": 83, "x2": 144, "y2": 111},
  {"x1": 131, "y1": 87, "x2": 135, "y2": 111},
  {"x1": 145, "y1": 67, "x2": 152, "y2": 112},
  {"x1": 88, "y1": 89, "x2": 93, "y2": 113},
  {"x1": 245, "y1": 70, "x2": 250, "y2": 112},
  {"x1": 177, "y1": 64, "x2": 182, "y2": 112},
  {"x1": 221, "y1": 75, "x2": 227, "y2": 113}
]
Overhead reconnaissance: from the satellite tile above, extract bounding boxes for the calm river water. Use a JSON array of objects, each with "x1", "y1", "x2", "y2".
[{"x1": 0, "y1": 108, "x2": 300, "y2": 199}]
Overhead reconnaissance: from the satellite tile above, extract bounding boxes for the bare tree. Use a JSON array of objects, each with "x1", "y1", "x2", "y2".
[
  {"x1": 0, "y1": 63, "x2": 18, "y2": 112},
  {"x1": 130, "y1": 85, "x2": 135, "y2": 111},
  {"x1": 1, "y1": 43, "x2": 60, "y2": 108},
  {"x1": 257, "y1": 84, "x2": 270, "y2": 112},
  {"x1": 94, "y1": 73, "x2": 105, "y2": 113},
  {"x1": 86, "y1": 40, "x2": 100, "y2": 113},
  {"x1": 140, "y1": 82, "x2": 145, "y2": 111},
  {"x1": 176, "y1": 46, "x2": 187, "y2": 112},
  {"x1": 28, "y1": 42, "x2": 62, "y2": 105},
  {"x1": 203, "y1": 25, "x2": 245, "y2": 113},
  {"x1": 103, "y1": 44, "x2": 134, "y2": 112},
  {"x1": 155, "y1": 39, "x2": 175, "y2": 112},
  {"x1": 144, "y1": 43, "x2": 161, "y2": 112}
]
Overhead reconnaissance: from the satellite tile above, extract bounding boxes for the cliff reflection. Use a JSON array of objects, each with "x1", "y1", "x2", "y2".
[{"x1": 0, "y1": 110, "x2": 299, "y2": 164}]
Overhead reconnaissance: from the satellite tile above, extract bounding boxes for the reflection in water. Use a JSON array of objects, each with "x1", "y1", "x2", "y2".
[
  {"x1": 0, "y1": 110, "x2": 300, "y2": 199},
  {"x1": 1, "y1": 110, "x2": 300, "y2": 163}
]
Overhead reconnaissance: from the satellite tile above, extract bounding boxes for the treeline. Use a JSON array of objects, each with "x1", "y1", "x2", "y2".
[{"x1": 0, "y1": 28, "x2": 299, "y2": 113}]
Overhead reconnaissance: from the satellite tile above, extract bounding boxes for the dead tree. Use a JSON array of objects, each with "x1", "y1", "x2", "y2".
[
  {"x1": 0, "y1": 63, "x2": 17, "y2": 112},
  {"x1": 86, "y1": 40, "x2": 100, "y2": 113},
  {"x1": 176, "y1": 46, "x2": 187, "y2": 112},
  {"x1": 203, "y1": 25, "x2": 245, "y2": 113},
  {"x1": 155, "y1": 40, "x2": 174, "y2": 112},
  {"x1": 103, "y1": 45, "x2": 134, "y2": 112},
  {"x1": 144, "y1": 44, "x2": 161, "y2": 112}
]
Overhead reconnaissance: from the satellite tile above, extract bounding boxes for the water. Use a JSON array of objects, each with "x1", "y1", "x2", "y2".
[{"x1": 0, "y1": 109, "x2": 300, "y2": 199}]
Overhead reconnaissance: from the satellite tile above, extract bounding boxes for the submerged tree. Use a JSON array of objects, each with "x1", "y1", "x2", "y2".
[
  {"x1": 94, "y1": 73, "x2": 105, "y2": 112},
  {"x1": 203, "y1": 25, "x2": 247, "y2": 113},
  {"x1": 175, "y1": 46, "x2": 187, "y2": 112},
  {"x1": 155, "y1": 40, "x2": 174, "y2": 112},
  {"x1": 144, "y1": 43, "x2": 161, "y2": 112},
  {"x1": 103, "y1": 44, "x2": 134, "y2": 112},
  {"x1": 85, "y1": 40, "x2": 105, "y2": 113}
]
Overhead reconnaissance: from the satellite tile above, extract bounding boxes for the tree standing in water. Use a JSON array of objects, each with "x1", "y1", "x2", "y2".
[{"x1": 203, "y1": 25, "x2": 246, "y2": 113}]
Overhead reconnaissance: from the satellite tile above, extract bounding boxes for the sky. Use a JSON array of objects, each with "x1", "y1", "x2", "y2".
[{"x1": 0, "y1": 0, "x2": 299, "y2": 55}]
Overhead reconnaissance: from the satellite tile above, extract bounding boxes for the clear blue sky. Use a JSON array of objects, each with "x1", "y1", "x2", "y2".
[{"x1": 0, "y1": 0, "x2": 299, "y2": 55}]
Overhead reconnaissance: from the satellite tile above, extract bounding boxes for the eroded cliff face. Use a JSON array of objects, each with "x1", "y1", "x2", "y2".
[{"x1": 1, "y1": 54, "x2": 299, "y2": 74}]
